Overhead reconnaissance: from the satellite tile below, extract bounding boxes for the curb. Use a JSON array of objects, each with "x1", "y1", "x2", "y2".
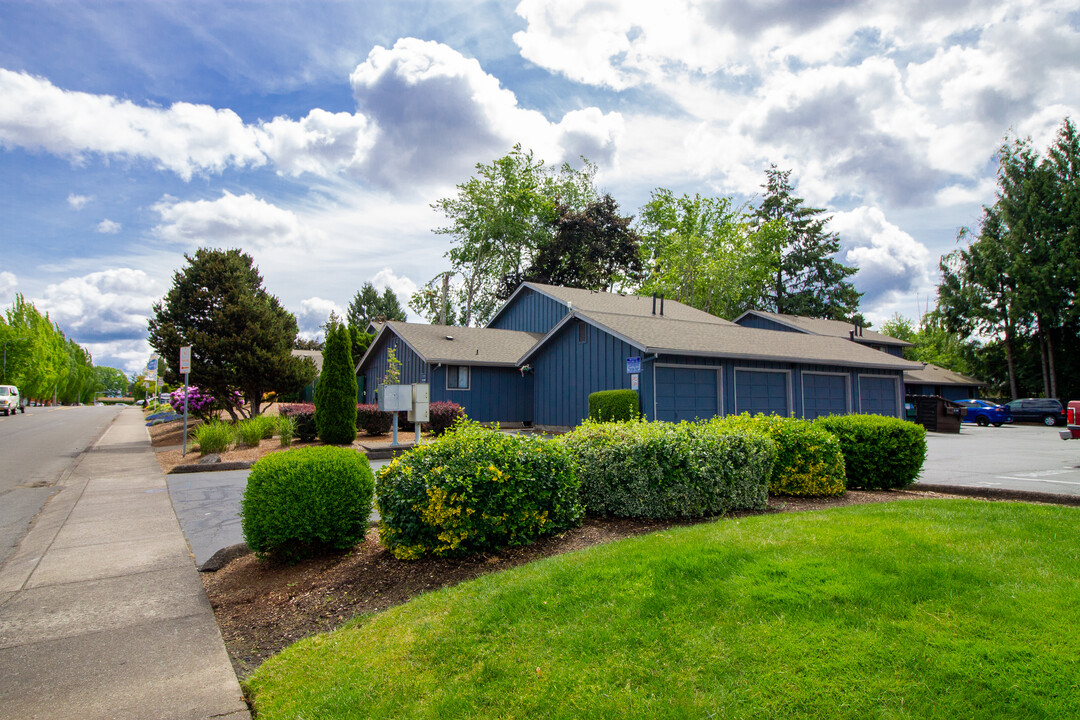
[
  {"x1": 169, "y1": 460, "x2": 254, "y2": 474},
  {"x1": 911, "y1": 483, "x2": 1080, "y2": 507}
]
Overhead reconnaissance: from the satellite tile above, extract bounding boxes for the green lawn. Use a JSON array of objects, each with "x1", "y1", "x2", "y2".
[{"x1": 246, "y1": 500, "x2": 1080, "y2": 719}]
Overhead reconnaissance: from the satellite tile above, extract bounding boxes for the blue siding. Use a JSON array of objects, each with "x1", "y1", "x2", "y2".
[
  {"x1": 488, "y1": 287, "x2": 567, "y2": 333},
  {"x1": 882, "y1": 345, "x2": 905, "y2": 357},
  {"x1": 361, "y1": 332, "x2": 430, "y2": 404},
  {"x1": 430, "y1": 365, "x2": 533, "y2": 423},
  {"x1": 532, "y1": 319, "x2": 641, "y2": 427},
  {"x1": 735, "y1": 315, "x2": 802, "y2": 333}
]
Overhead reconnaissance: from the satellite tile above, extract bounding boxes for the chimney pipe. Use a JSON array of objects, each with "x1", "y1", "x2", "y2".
[
  {"x1": 660, "y1": 294, "x2": 665, "y2": 316},
  {"x1": 652, "y1": 293, "x2": 656, "y2": 315}
]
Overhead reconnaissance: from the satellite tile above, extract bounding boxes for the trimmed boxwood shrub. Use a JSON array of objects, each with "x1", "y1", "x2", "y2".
[
  {"x1": 718, "y1": 414, "x2": 846, "y2": 497},
  {"x1": 241, "y1": 446, "x2": 375, "y2": 561},
  {"x1": 815, "y1": 414, "x2": 927, "y2": 490},
  {"x1": 588, "y1": 389, "x2": 639, "y2": 422},
  {"x1": 424, "y1": 401, "x2": 464, "y2": 436},
  {"x1": 314, "y1": 322, "x2": 358, "y2": 445},
  {"x1": 376, "y1": 420, "x2": 583, "y2": 559},
  {"x1": 356, "y1": 404, "x2": 392, "y2": 435},
  {"x1": 560, "y1": 419, "x2": 776, "y2": 518}
]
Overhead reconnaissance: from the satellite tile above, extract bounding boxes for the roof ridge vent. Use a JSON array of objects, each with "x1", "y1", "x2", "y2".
[{"x1": 445, "y1": 335, "x2": 454, "y2": 340}]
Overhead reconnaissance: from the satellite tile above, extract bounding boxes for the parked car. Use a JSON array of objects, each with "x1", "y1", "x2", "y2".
[
  {"x1": 957, "y1": 399, "x2": 1013, "y2": 427},
  {"x1": 0, "y1": 385, "x2": 23, "y2": 416},
  {"x1": 1006, "y1": 398, "x2": 1066, "y2": 426}
]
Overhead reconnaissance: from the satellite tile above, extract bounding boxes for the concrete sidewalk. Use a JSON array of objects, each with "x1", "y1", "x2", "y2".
[{"x1": 0, "y1": 409, "x2": 250, "y2": 720}]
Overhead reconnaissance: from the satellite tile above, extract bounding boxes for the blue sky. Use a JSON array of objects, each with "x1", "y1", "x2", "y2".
[{"x1": 2, "y1": 0, "x2": 1078, "y2": 374}]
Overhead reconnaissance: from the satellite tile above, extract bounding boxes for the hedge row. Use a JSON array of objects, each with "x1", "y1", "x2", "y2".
[
  {"x1": 560, "y1": 419, "x2": 775, "y2": 518},
  {"x1": 279, "y1": 401, "x2": 464, "y2": 439},
  {"x1": 814, "y1": 414, "x2": 927, "y2": 490},
  {"x1": 718, "y1": 415, "x2": 846, "y2": 497}
]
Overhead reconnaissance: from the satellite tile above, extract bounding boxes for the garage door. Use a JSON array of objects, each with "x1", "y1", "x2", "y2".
[
  {"x1": 655, "y1": 367, "x2": 718, "y2": 422},
  {"x1": 735, "y1": 370, "x2": 789, "y2": 416},
  {"x1": 859, "y1": 376, "x2": 899, "y2": 416},
  {"x1": 803, "y1": 373, "x2": 848, "y2": 419}
]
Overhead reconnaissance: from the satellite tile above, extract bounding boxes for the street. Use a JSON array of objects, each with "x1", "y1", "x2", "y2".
[
  {"x1": 920, "y1": 422, "x2": 1080, "y2": 496},
  {"x1": 0, "y1": 405, "x2": 122, "y2": 567}
]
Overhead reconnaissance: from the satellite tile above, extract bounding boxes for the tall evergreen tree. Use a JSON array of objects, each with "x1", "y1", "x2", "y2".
[
  {"x1": 148, "y1": 248, "x2": 315, "y2": 418},
  {"x1": 347, "y1": 282, "x2": 407, "y2": 330},
  {"x1": 314, "y1": 319, "x2": 358, "y2": 445},
  {"x1": 753, "y1": 166, "x2": 861, "y2": 319}
]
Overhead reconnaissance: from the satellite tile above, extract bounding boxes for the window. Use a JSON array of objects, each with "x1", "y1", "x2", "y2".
[
  {"x1": 447, "y1": 365, "x2": 469, "y2": 390},
  {"x1": 578, "y1": 322, "x2": 587, "y2": 343}
]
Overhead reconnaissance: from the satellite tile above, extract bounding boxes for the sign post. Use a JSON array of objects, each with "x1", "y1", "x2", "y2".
[{"x1": 179, "y1": 346, "x2": 191, "y2": 457}]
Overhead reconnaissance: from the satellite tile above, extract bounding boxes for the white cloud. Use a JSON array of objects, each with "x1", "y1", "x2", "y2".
[
  {"x1": 256, "y1": 108, "x2": 376, "y2": 177},
  {"x1": 152, "y1": 191, "x2": 322, "y2": 250},
  {"x1": 296, "y1": 296, "x2": 344, "y2": 340},
  {"x1": 35, "y1": 268, "x2": 163, "y2": 344},
  {"x1": 371, "y1": 267, "x2": 417, "y2": 310},
  {"x1": 82, "y1": 338, "x2": 154, "y2": 377},
  {"x1": 831, "y1": 206, "x2": 934, "y2": 307},
  {"x1": 0, "y1": 271, "x2": 17, "y2": 298},
  {"x1": 97, "y1": 219, "x2": 121, "y2": 234},
  {"x1": 67, "y1": 194, "x2": 92, "y2": 210}
]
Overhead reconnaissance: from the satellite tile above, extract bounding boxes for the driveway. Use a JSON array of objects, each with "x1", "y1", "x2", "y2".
[{"x1": 920, "y1": 423, "x2": 1080, "y2": 496}]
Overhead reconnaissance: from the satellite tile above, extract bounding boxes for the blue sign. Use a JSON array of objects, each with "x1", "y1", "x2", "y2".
[{"x1": 626, "y1": 356, "x2": 641, "y2": 374}]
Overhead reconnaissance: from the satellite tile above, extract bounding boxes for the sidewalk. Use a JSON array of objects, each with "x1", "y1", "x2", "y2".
[{"x1": 0, "y1": 409, "x2": 250, "y2": 720}]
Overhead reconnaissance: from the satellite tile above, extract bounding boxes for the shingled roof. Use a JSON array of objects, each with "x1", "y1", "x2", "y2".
[
  {"x1": 734, "y1": 310, "x2": 912, "y2": 348},
  {"x1": 493, "y1": 282, "x2": 734, "y2": 326},
  {"x1": 523, "y1": 310, "x2": 922, "y2": 370},
  {"x1": 904, "y1": 363, "x2": 984, "y2": 387},
  {"x1": 367, "y1": 322, "x2": 543, "y2": 367}
]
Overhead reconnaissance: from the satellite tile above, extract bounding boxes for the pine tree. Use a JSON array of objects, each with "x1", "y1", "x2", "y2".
[
  {"x1": 754, "y1": 166, "x2": 861, "y2": 319},
  {"x1": 314, "y1": 320, "x2": 358, "y2": 444}
]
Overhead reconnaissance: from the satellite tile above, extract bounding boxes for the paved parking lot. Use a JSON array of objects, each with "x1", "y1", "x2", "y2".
[{"x1": 920, "y1": 423, "x2": 1080, "y2": 496}]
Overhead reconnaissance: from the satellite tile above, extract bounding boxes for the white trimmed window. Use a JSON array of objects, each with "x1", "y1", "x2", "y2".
[{"x1": 447, "y1": 365, "x2": 470, "y2": 390}]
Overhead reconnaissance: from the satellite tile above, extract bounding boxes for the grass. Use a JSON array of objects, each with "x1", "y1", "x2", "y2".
[
  {"x1": 245, "y1": 500, "x2": 1080, "y2": 719},
  {"x1": 190, "y1": 419, "x2": 235, "y2": 455}
]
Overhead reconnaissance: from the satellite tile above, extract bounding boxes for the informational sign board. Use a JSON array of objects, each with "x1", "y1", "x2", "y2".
[
  {"x1": 626, "y1": 356, "x2": 642, "y2": 374},
  {"x1": 179, "y1": 346, "x2": 191, "y2": 374},
  {"x1": 146, "y1": 356, "x2": 158, "y2": 381},
  {"x1": 630, "y1": 374, "x2": 639, "y2": 390}
]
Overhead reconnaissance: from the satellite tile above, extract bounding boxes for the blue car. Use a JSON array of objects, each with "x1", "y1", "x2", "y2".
[{"x1": 957, "y1": 399, "x2": 1013, "y2": 427}]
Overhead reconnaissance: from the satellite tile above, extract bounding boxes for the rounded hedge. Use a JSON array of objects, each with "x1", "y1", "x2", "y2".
[
  {"x1": 588, "y1": 389, "x2": 639, "y2": 422},
  {"x1": 560, "y1": 419, "x2": 775, "y2": 518},
  {"x1": 241, "y1": 446, "x2": 375, "y2": 561},
  {"x1": 375, "y1": 420, "x2": 583, "y2": 559},
  {"x1": 718, "y1": 414, "x2": 846, "y2": 497},
  {"x1": 815, "y1": 414, "x2": 927, "y2": 490}
]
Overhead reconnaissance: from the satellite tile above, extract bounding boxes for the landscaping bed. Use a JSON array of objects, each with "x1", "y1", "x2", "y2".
[{"x1": 201, "y1": 488, "x2": 955, "y2": 679}]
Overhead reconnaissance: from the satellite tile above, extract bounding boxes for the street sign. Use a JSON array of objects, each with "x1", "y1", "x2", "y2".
[
  {"x1": 146, "y1": 356, "x2": 158, "y2": 381},
  {"x1": 626, "y1": 356, "x2": 641, "y2": 374},
  {"x1": 179, "y1": 346, "x2": 191, "y2": 374}
]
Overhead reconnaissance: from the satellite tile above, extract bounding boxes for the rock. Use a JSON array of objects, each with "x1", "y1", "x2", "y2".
[{"x1": 198, "y1": 453, "x2": 222, "y2": 465}]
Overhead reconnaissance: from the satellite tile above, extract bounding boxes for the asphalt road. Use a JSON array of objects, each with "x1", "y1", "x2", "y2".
[
  {"x1": 920, "y1": 422, "x2": 1080, "y2": 495},
  {"x1": 0, "y1": 405, "x2": 122, "y2": 567}
]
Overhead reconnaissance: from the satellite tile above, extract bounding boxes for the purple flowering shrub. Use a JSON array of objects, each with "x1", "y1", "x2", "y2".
[{"x1": 169, "y1": 386, "x2": 243, "y2": 422}]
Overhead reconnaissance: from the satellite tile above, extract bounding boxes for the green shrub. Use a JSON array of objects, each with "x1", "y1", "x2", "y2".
[
  {"x1": 815, "y1": 414, "x2": 927, "y2": 490},
  {"x1": 718, "y1": 414, "x2": 846, "y2": 497},
  {"x1": 356, "y1": 404, "x2": 392, "y2": 435},
  {"x1": 560, "y1": 419, "x2": 776, "y2": 518},
  {"x1": 276, "y1": 415, "x2": 296, "y2": 447},
  {"x1": 315, "y1": 322, "x2": 358, "y2": 445},
  {"x1": 278, "y1": 404, "x2": 317, "y2": 442},
  {"x1": 376, "y1": 420, "x2": 583, "y2": 559},
  {"x1": 241, "y1": 446, "x2": 375, "y2": 561},
  {"x1": 191, "y1": 419, "x2": 235, "y2": 455},
  {"x1": 588, "y1": 389, "x2": 639, "y2": 422},
  {"x1": 237, "y1": 415, "x2": 274, "y2": 446}
]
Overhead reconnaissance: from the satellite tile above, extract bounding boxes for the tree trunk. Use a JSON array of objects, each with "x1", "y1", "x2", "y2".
[
  {"x1": 1003, "y1": 314, "x2": 1020, "y2": 399},
  {"x1": 1045, "y1": 323, "x2": 1059, "y2": 399},
  {"x1": 1037, "y1": 320, "x2": 1051, "y2": 397}
]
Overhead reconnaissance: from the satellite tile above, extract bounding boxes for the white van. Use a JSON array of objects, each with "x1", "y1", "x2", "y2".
[{"x1": 0, "y1": 385, "x2": 23, "y2": 416}]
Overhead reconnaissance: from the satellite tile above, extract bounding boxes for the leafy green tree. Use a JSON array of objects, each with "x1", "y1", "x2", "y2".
[
  {"x1": 314, "y1": 319, "x2": 357, "y2": 444},
  {"x1": 503, "y1": 193, "x2": 643, "y2": 296},
  {"x1": 413, "y1": 144, "x2": 598, "y2": 326},
  {"x1": 637, "y1": 189, "x2": 783, "y2": 319},
  {"x1": 2, "y1": 294, "x2": 96, "y2": 404},
  {"x1": 347, "y1": 282, "x2": 407, "y2": 329},
  {"x1": 880, "y1": 312, "x2": 972, "y2": 373},
  {"x1": 753, "y1": 166, "x2": 861, "y2": 319},
  {"x1": 93, "y1": 366, "x2": 129, "y2": 397},
  {"x1": 148, "y1": 248, "x2": 316, "y2": 419},
  {"x1": 294, "y1": 337, "x2": 323, "y2": 351}
]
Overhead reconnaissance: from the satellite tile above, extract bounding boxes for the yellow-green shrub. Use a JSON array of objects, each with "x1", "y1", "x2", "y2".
[
  {"x1": 716, "y1": 414, "x2": 845, "y2": 497},
  {"x1": 375, "y1": 420, "x2": 583, "y2": 559}
]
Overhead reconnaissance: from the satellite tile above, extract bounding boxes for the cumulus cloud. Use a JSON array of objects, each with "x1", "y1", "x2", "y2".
[
  {"x1": 67, "y1": 194, "x2": 92, "y2": 210},
  {"x1": 97, "y1": 219, "x2": 121, "y2": 234},
  {"x1": 830, "y1": 206, "x2": 933, "y2": 306},
  {"x1": 295, "y1": 297, "x2": 344, "y2": 341},
  {"x1": 35, "y1": 268, "x2": 163, "y2": 344},
  {"x1": 0, "y1": 271, "x2": 17, "y2": 297},
  {"x1": 372, "y1": 267, "x2": 417, "y2": 311},
  {"x1": 152, "y1": 191, "x2": 322, "y2": 250}
]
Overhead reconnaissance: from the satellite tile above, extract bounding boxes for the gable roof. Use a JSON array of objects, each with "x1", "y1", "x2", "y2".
[
  {"x1": 904, "y1": 363, "x2": 984, "y2": 387},
  {"x1": 291, "y1": 349, "x2": 323, "y2": 375},
  {"x1": 489, "y1": 282, "x2": 734, "y2": 327},
  {"x1": 523, "y1": 310, "x2": 922, "y2": 370},
  {"x1": 357, "y1": 321, "x2": 543, "y2": 370},
  {"x1": 734, "y1": 310, "x2": 913, "y2": 347}
]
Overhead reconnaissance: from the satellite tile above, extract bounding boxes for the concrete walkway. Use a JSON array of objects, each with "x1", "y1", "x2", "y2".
[{"x1": 0, "y1": 409, "x2": 250, "y2": 720}]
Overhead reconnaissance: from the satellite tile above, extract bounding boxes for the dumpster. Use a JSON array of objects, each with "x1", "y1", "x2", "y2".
[{"x1": 907, "y1": 395, "x2": 965, "y2": 433}]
